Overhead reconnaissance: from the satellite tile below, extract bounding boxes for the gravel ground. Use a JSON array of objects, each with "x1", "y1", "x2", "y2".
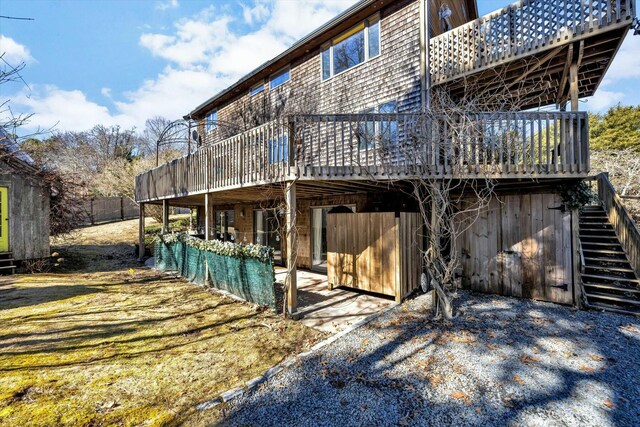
[{"x1": 213, "y1": 290, "x2": 640, "y2": 427}]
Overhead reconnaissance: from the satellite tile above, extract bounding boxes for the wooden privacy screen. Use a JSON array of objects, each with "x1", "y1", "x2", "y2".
[
  {"x1": 457, "y1": 193, "x2": 575, "y2": 305},
  {"x1": 327, "y1": 212, "x2": 422, "y2": 302}
]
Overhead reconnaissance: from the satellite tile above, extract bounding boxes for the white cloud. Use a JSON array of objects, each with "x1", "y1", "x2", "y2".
[
  {"x1": 9, "y1": 85, "x2": 135, "y2": 132},
  {"x1": 156, "y1": 0, "x2": 179, "y2": 11},
  {"x1": 7, "y1": 0, "x2": 359, "y2": 135},
  {"x1": 0, "y1": 35, "x2": 35, "y2": 65},
  {"x1": 585, "y1": 89, "x2": 625, "y2": 112},
  {"x1": 599, "y1": 34, "x2": 640, "y2": 85},
  {"x1": 241, "y1": 1, "x2": 271, "y2": 25},
  {"x1": 585, "y1": 34, "x2": 640, "y2": 112}
]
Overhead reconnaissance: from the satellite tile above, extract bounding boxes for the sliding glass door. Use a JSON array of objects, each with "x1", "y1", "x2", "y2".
[{"x1": 254, "y1": 210, "x2": 282, "y2": 264}]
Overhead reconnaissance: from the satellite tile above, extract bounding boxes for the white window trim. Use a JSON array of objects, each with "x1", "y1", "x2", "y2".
[
  {"x1": 206, "y1": 111, "x2": 218, "y2": 132},
  {"x1": 269, "y1": 66, "x2": 291, "y2": 90},
  {"x1": 249, "y1": 82, "x2": 265, "y2": 96},
  {"x1": 321, "y1": 14, "x2": 381, "y2": 81}
]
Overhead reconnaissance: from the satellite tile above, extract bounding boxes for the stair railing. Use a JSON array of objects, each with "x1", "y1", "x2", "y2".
[{"x1": 596, "y1": 172, "x2": 640, "y2": 279}]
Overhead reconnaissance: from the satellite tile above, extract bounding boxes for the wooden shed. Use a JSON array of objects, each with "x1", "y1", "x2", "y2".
[
  {"x1": 327, "y1": 212, "x2": 423, "y2": 302},
  {"x1": 0, "y1": 131, "x2": 51, "y2": 270}
]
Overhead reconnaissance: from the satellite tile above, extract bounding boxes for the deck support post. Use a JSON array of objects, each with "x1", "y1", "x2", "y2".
[
  {"x1": 204, "y1": 194, "x2": 211, "y2": 241},
  {"x1": 138, "y1": 203, "x2": 145, "y2": 262},
  {"x1": 161, "y1": 199, "x2": 169, "y2": 234},
  {"x1": 204, "y1": 194, "x2": 211, "y2": 287},
  {"x1": 285, "y1": 181, "x2": 298, "y2": 317},
  {"x1": 569, "y1": 61, "x2": 579, "y2": 112}
]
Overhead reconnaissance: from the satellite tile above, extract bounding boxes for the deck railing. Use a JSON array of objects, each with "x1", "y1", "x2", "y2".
[
  {"x1": 430, "y1": 0, "x2": 636, "y2": 84},
  {"x1": 596, "y1": 172, "x2": 640, "y2": 278},
  {"x1": 135, "y1": 111, "x2": 589, "y2": 202}
]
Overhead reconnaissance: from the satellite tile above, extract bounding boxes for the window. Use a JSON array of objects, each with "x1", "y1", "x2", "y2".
[
  {"x1": 379, "y1": 101, "x2": 398, "y2": 147},
  {"x1": 321, "y1": 15, "x2": 380, "y2": 80},
  {"x1": 206, "y1": 110, "x2": 217, "y2": 131},
  {"x1": 268, "y1": 135, "x2": 288, "y2": 164},
  {"x1": 358, "y1": 101, "x2": 398, "y2": 151},
  {"x1": 250, "y1": 82, "x2": 264, "y2": 96},
  {"x1": 215, "y1": 209, "x2": 235, "y2": 241},
  {"x1": 270, "y1": 68, "x2": 290, "y2": 89}
]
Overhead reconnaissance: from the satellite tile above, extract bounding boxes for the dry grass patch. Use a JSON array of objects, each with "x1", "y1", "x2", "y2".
[{"x1": 0, "y1": 219, "x2": 324, "y2": 426}]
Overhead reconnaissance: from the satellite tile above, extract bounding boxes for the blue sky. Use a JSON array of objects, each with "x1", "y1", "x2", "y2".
[{"x1": 1, "y1": 0, "x2": 638, "y2": 136}]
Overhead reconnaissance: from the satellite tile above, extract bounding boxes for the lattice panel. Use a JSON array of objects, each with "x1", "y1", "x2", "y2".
[{"x1": 430, "y1": 0, "x2": 635, "y2": 85}]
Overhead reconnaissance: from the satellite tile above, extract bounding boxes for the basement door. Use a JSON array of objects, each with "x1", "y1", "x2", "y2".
[
  {"x1": 0, "y1": 187, "x2": 7, "y2": 252},
  {"x1": 458, "y1": 194, "x2": 574, "y2": 305}
]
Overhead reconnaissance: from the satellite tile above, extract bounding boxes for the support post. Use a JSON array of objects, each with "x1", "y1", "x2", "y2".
[
  {"x1": 285, "y1": 181, "x2": 298, "y2": 317},
  {"x1": 138, "y1": 203, "x2": 145, "y2": 262},
  {"x1": 120, "y1": 197, "x2": 125, "y2": 221},
  {"x1": 162, "y1": 199, "x2": 169, "y2": 234},
  {"x1": 204, "y1": 194, "x2": 212, "y2": 241},
  {"x1": 569, "y1": 62, "x2": 579, "y2": 112},
  {"x1": 204, "y1": 194, "x2": 211, "y2": 287}
]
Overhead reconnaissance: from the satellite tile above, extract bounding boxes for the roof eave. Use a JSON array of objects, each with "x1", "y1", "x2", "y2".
[{"x1": 186, "y1": 0, "x2": 380, "y2": 120}]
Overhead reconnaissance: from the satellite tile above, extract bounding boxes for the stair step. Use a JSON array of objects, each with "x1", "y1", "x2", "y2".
[
  {"x1": 587, "y1": 301, "x2": 640, "y2": 316},
  {"x1": 584, "y1": 257, "x2": 630, "y2": 264},
  {"x1": 0, "y1": 258, "x2": 15, "y2": 263},
  {"x1": 584, "y1": 265, "x2": 636, "y2": 274},
  {"x1": 584, "y1": 292, "x2": 640, "y2": 306},
  {"x1": 580, "y1": 215, "x2": 608, "y2": 219},
  {"x1": 582, "y1": 282, "x2": 640, "y2": 294},
  {"x1": 581, "y1": 242, "x2": 623, "y2": 248},
  {"x1": 581, "y1": 273, "x2": 640, "y2": 285},
  {"x1": 579, "y1": 230, "x2": 617, "y2": 235},
  {"x1": 580, "y1": 234, "x2": 618, "y2": 238},
  {"x1": 0, "y1": 265, "x2": 16, "y2": 270},
  {"x1": 582, "y1": 249, "x2": 626, "y2": 255},
  {"x1": 579, "y1": 223, "x2": 613, "y2": 227}
]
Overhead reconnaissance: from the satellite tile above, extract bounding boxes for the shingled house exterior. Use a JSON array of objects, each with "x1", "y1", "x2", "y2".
[{"x1": 136, "y1": 0, "x2": 639, "y2": 316}]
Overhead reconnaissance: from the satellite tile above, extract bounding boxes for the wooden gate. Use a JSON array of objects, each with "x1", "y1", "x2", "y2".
[
  {"x1": 458, "y1": 193, "x2": 575, "y2": 305},
  {"x1": 327, "y1": 212, "x2": 422, "y2": 302}
]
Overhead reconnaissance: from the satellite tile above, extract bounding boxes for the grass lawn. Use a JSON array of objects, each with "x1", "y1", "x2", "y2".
[{"x1": 0, "y1": 218, "x2": 324, "y2": 426}]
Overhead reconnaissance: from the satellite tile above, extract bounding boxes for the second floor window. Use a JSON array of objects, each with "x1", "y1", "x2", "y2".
[
  {"x1": 321, "y1": 15, "x2": 380, "y2": 80},
  {"x1": 206, "y1": 111, "x2": 217, "y2": 131},
  {"x1": 250, "y1": 83, "x2": 265, "y2": 96},
  {"x1": 268, "y1": 135, "x2": 288, "y2": 164}
]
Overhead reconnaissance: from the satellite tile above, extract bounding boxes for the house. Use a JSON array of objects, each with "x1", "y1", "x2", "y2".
[
  {"x1": 135, "y1": 0, "x2": 639, "y2": 316},
  {"x1": 0, "y1": 129, "x2": 51, "y2": 271}
]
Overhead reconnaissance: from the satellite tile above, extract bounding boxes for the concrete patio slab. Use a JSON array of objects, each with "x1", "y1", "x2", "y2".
[{"x1": 275, "y1": 268, "x2": 396, "y2": 334}]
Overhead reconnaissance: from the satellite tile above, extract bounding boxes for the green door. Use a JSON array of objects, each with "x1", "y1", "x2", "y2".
[{"x1": 0, "y1": 187, "x2": 7, "y2": 252}]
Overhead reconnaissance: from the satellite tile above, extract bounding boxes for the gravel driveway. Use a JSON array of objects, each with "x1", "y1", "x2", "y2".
[{"x1": 214, "y1": 291, "x2": 640, "y2": 427}]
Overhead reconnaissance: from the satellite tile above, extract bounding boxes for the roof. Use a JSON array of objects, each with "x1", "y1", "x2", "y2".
[
  {"x1": 186, "y1": 0, "x2": 479, "y2": 120},
  {"x1": 0, "y1": 127, "x2": 36, "y2": 167},
  {"x1": 186, "y1": 0, "x2": 383, "y2": 120}
]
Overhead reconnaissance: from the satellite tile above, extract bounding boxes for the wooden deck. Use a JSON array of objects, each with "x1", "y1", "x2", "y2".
[
  {"x1": 135, "y1": 111, "x2": 589, "y2": 203},
  {"x1": 430, "y1": 0, "x2": 636, "y2": 86}
]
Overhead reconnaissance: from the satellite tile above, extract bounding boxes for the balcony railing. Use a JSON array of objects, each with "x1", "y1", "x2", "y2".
[
  {"x1": 430, "y1": 0, "x2": 636, "y2": 85},
  {"x1": 135, "y1": 111, "x2": 589, "y2": 202}
]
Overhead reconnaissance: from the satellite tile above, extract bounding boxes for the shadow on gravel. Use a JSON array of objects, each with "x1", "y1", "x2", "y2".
[{"x1": 214, "y1": 292, "x2": 640, "y2": 427}]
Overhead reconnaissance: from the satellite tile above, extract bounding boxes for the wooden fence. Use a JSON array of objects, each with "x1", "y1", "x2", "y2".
[
  {"x1": 430, "y1": 0, "x2": 636, "y2": 84},
  {"x1": 596, "y1": 173, "x2": 640, "y2": 278},
  {"x1": 326, "y1": 212, "x2": 422, "y2": 302},
  {"x1": 86, "y1": 197, "x2": 139, "y2": 225},
  {"x1": 135, "y1": 111, "x2": 589, "y2": 203}
]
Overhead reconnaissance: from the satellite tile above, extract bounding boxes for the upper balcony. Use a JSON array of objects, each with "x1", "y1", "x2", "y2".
[
  {"x1": 135, "y1": 111, "x2": 589, "y2": 203},
  {"x1": 430, "y1": 0, "x2": 636, "y2": 108}
]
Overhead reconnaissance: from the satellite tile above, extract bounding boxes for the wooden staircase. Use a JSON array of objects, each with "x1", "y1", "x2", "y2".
[
  {"x1": 0, "y1": 252, "x2": 16, "y2": 275},
  {"x1": 579, "y1": 205, "x2": 640, "y2": 316}
]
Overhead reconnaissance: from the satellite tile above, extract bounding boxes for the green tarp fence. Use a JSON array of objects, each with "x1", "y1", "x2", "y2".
[{"x1": 154, "y1": 236, "x2": 276, "y2": 309}]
